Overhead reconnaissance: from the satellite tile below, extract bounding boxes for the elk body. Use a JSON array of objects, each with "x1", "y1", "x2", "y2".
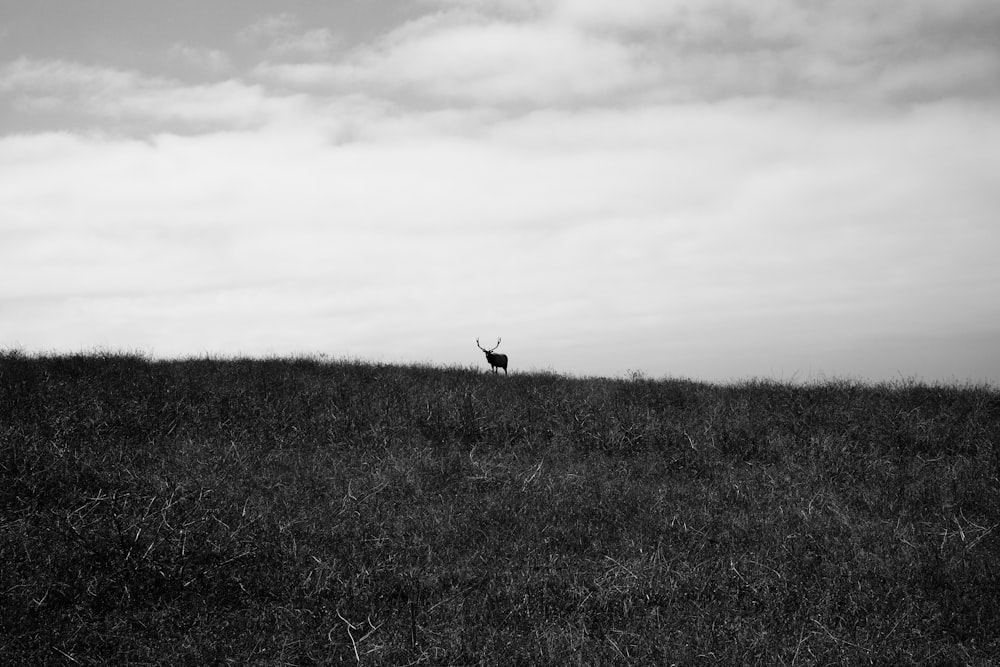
[{"x1": 477, "y1": 337, "x2": 508, "y2": 375}]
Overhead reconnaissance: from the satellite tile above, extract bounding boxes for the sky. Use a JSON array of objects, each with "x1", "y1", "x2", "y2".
[{"x1": 2, "y1": 0, "x2": 1000, "y2": 383}]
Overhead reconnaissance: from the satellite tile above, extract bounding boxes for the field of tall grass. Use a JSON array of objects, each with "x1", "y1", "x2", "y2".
[{"x1": 1, "y1": 351, "x2": 998, "y2": 665}]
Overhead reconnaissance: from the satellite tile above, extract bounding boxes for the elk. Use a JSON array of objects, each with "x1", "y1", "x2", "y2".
[{"x1": 476, "y1": 337, "x2": 508, "y2": 375}]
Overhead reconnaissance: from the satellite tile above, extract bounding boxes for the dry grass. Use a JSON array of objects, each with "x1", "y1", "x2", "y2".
[{"x1": 2, "y1": 351, "x2": 998, "y2": 665}]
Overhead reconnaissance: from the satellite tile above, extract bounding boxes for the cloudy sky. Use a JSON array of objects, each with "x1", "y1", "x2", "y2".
[{"x1": 2, "y1": 0, "x2": 999, "y2": 383}]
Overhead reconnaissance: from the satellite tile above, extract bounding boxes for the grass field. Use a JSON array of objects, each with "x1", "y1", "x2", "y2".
[{"x1": 2, "y1": 351, "x2": 998, "y2": 665}]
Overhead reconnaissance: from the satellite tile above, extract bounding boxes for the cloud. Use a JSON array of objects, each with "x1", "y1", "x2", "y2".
[
  {"x1": 240, "y1": 13, "x2": 339, "y2": 57},
  {"x1": 0, "y1": 57, "x2": 307, "y2": 131},
  {"x1": 4, "y1": 92, "x2": 999, "y2": 367},
  {"x1": 1, "y1": 57, "x2": 138, "y2": 95},
  {"x1": 168, "y1": 44, "x2": 232, "y2": 73},
  {"x1": 257, "y1": 12, "x2": 654, "y2": 105},
  {"x1": 414, "y1": 0, "x2": 1000, "y2": 105},
  {"x1": 867, "y1": 49, "x2": 1000, "y2": 103}
]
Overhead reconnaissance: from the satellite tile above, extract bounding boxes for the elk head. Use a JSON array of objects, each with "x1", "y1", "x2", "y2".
[{"x1": 476, "y1": 337, "x2": 508, "y2": 375}]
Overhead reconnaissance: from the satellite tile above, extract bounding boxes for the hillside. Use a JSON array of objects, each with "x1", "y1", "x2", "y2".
[{"x1": 2, "y1": 352, "x2": 999, "y2": 664}]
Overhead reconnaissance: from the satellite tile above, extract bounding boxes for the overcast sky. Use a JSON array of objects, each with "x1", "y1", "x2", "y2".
[{"x1": 2, "y1": 0, "x2": 999, "y2": 383}]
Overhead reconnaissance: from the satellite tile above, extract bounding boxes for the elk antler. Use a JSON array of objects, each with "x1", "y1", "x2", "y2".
[{"x1": 476, "y1": 337, "x2": 501, "y2": 352}]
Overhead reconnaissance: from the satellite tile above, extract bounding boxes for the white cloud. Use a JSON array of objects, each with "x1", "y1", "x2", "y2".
[
  {"x1": 240, "y1": 13, "x2": 339, "y2": 57},
  {"x1": 4, "y1": 93, "x2": 999, "y2": 372},
  {"x1": 274, "y1": 28, "x2": 340, "y2": 56},
  {"x1": 252, "y1": 61, "x2": 339, "y2": 89},
  {"x1": 0, "y1": 57, "x2": 308, "y2": 130},
  {"x1": 168, "y1": 44, "x2": 232, "y2": 73},
  {"x1": 258, "y1": 12, "x2": 654, "y2": 105},
  {"x1": 417, "y1": 0, "x2": 1000, "y2": 105},
  {"x1": 0, "y1": 57, "x2": 139, "y2": 95},
  {"x1": 867, "y1": 49, "x2": 1000, "y2": 103}
]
